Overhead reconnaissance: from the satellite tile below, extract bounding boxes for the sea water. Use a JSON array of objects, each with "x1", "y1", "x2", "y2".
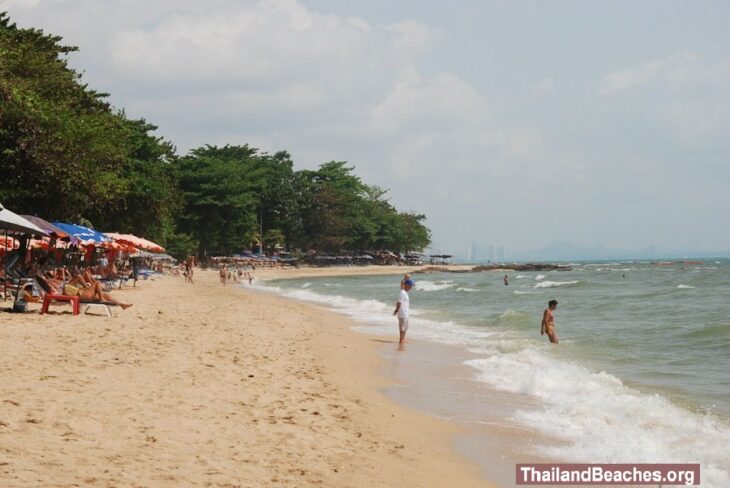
[{"x1": 254, "y1": 260, "x2": 730, "y2": 487}]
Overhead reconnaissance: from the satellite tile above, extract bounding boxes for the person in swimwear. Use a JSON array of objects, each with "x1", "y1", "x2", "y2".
[
  {"x1": 36, "y1": 275, "x2": 133, "y2": 310},
  {"x1": 541, "y1": 299, "x2": 559, "y2": 344}
]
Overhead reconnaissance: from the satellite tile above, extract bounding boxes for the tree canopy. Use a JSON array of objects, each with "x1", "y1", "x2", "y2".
[{"x1": 0, "y1": 13, "x2": 430, "y2": 258}]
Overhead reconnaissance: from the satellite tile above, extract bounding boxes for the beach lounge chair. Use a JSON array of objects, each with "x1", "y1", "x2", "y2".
[
  {"x1": 35, "y1": 276, "x2": 117, "y2": 316},
  {"x1": 79, "y1": 299, "x2": 117, "y2": 316},
  {"x1": 34, "y1": 277, "x2": 80, "y2": 315}
]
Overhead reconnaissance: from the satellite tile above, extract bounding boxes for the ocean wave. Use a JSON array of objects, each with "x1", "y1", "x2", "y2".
[
  {"x1": 464, "y1": 350, "x2": 730, "y2": 487},
  {"x1": 683, "y1": 323, "x2": 730, "y2": 339},
  {"x1": 677, "y1": 284, "x2": 695, "y2": 289},
  {"x1": 535, "y1": 275, "x2": 546, "y2": 281},
  {"x1": 301, "y1": 282, "x2": 313, "y2": 288},
  {"x1": 534, "y1": 280, "x2": 580, "y2": 289},
  {"x1": 415, "y1": 280, "x2": 455, "y2": 292},
  {"x1": 252, "y1": 284, "x2": 282, "y2": 293},
  {"x1": 515, "y1": 275, "x2": 526, "y2": 279},
  {"x1": 495, "y1": 310, "x2": 533, "y2": 328},
  {"x1": 456, "y1": 287, "x2": 478, "y2": 292},
  {"x1": 282, "y1": 288, "x2": 390, "y2": 313},
  {"x1": 513, "y1": 290, "x2": 533, "y2": 295},
  {"x1": 256, "y1": 283, "x2": 504, "y2": 350}
]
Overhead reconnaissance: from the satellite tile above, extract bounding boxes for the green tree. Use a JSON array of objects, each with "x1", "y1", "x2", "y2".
[
  {"x1": 0, "y1": 13, "x2": 177, "y2": 246},
  {"x1": 0, "y1": 12, "x2": 431, "y2": 259},
  {"x1": 175, "y1": 145, "x2": 261, "y2": 256}
]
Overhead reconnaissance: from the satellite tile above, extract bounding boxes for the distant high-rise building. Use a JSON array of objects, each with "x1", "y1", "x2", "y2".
[
  {"x1": 488, "y1": 245, "x2": 496, "y2": 262},
  {"x1": 468, "y1": 242, "x2": 492, "y2": 262},
  {"x1": 497, "y1": 246, "x2": 505, "y2": 262}
]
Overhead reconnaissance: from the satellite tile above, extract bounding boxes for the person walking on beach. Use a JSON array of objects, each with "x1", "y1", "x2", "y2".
[
  {"x1": 393, "y1": 279, "x2": 414, "y2": 349},
  {"x1": 185, "y1": 255, "x2": 195, "y2": 284},
  {"x1": 219, "y1": 265, "x2": 228, "y2": 286},
  {"x1": 541, "y1": 299, "x2": 559, "y2": 344}
]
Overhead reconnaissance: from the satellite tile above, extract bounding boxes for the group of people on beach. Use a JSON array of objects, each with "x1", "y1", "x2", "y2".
[
  {"x1": 32, "y1": 268, "x2": 134, "y2": 310},
  {"x1": 218, "y1": 265, "x2": 254, "y2": 286},
  {"x1": 393, "y1": 273, "x2": 559, "y2": 348}
]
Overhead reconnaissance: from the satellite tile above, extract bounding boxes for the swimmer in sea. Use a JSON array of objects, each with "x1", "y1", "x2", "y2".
[{"x1": 541, "y1": 299, "x2": 559, "y2": 344}]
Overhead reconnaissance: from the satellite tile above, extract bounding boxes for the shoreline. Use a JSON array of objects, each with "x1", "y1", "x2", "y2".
[
  {"x1": 0, "y1": 269, "x2": 494, "y2": 487},
  {"x1": 252, "y1": 266, "x2": 724, "y2": 486},
  {"x1": 253, "y1": 266, "x2": 563, "y2": 487}
]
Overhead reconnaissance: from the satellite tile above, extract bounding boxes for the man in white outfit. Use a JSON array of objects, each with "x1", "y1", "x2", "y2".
[{"x1": 393, "y1": 279, "x2": 414, "y2": 348}]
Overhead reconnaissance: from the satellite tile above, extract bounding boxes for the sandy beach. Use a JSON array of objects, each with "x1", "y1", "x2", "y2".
[{"x1": 0, "y1": 268, "x2": 492, "y2": 487}]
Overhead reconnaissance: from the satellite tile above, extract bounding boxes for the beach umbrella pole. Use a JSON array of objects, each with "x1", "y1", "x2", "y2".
[{"x1": 3, "y1": 229, "x2": 7, "y2": 301}]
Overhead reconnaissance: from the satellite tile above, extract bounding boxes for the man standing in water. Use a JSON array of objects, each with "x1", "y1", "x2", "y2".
[
  {"x1": 541, "y1": 299, "x2": 559, "y2": 344},
  {"x1": 393, "y1": 279, "x2": 414, "y2": 349}
]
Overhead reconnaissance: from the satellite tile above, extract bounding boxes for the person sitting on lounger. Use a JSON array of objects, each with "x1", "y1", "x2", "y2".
[
  {"x1": 22, "y1": 283, "x2": 41, "y2": 303},
  {"x1": 98, "y1": 261, "x2": 121, "y2": 280},
  {"x1": 36, "y1": 275, "x2": 133, "y2": 310}
]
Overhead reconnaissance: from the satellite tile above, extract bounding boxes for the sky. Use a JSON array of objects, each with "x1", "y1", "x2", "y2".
[{"x1": 3, "y1": 0, "x2": 729, "y2": 255}]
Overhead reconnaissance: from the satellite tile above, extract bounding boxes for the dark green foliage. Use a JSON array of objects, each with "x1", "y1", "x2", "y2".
[
  {"x1": 0, "y1": 13, "x2": 177, "y2": 241},
  {"x1": 0, "y1": 13, "x2": 430, "y2": 259}
]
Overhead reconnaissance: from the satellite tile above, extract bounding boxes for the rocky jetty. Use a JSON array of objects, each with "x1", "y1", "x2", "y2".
[
  {"x1": 471, "y1": 263, "x2": 571, "y2": 272},
  {"x1": 415, "y1": 263, "x2": 571, "y2": 274}
]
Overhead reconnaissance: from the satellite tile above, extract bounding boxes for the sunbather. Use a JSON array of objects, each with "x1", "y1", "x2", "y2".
[
  {"x1": 22, "y1": 283, "x2": 41, "y2": 303},
  {"x1": 36, "y1": 275, "x2": 133, "y2": 310}
]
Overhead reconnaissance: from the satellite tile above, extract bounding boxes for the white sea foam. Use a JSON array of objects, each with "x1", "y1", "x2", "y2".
[
  {"x1": 254, "y1": 283, "x2": 501, "y2": 348},
  {"x1": 535, "y1": 275, "x2": 546, "y2": 281},
  {"x1": 415, "y1": 280, "x2": 455, "y2": 292},
  {"x1": 282, "y1": 288, "x2": 389, "y2": 315},
  {"x1": 301, "y1": 282, "x2": 313, "y2": 288},
  {"x1": 253, "y1": 284, "x2": 282, "y2": 293},
  {"x1": 515, "y1": 275, "x2": 526, "y2": 279},
  {"x1": 464, "y1": 350, "x2": 730, "y2": 487},
  {"x1": 513, "y1": 290, "x2": 533, "y2": 295},
  {"x1": 677, "y1": 284, "x2": 695, "y2": 289},
  {"x1": 534, "y1": 280, "x2": 580, "y2": 289},
  {"x1": 457, "y1": 287, "x2": 478, "y2": 292}
]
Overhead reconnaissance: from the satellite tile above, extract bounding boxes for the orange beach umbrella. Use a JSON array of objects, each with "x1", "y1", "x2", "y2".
[{"x1": 104, "y1": 232, "x2": 165, "y2": 253}]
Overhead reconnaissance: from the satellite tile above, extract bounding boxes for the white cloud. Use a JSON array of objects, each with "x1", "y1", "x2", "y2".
[
  {"x1": 5, "y1": 0, "x2": 730, "y2": 252},
  {"x1": 597, "y1": 50, "x2": 698, "y2": 95},
  {"x1": 0, "y1": 0, "x2": 41, "y2": 9},
  {"x1": 528, "y1": 76, "x2": 554, "y2": 98},
  {"x1": 108, "y1": 0, "x2": 438, "y2": 94}
]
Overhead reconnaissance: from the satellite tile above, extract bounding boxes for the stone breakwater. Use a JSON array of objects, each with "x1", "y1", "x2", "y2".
[{"x1": 414, "y1": 263, "x2": 572, "y2": 274}]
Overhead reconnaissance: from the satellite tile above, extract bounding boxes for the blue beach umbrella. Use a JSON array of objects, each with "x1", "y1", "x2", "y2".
[{"x1": 52, "y1": 222, "x2": 109, "y2": 245}]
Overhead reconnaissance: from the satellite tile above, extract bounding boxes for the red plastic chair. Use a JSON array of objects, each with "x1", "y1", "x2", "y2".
[{"x1": 41, "y1": 294, "x2": 80, "y2": 315}]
